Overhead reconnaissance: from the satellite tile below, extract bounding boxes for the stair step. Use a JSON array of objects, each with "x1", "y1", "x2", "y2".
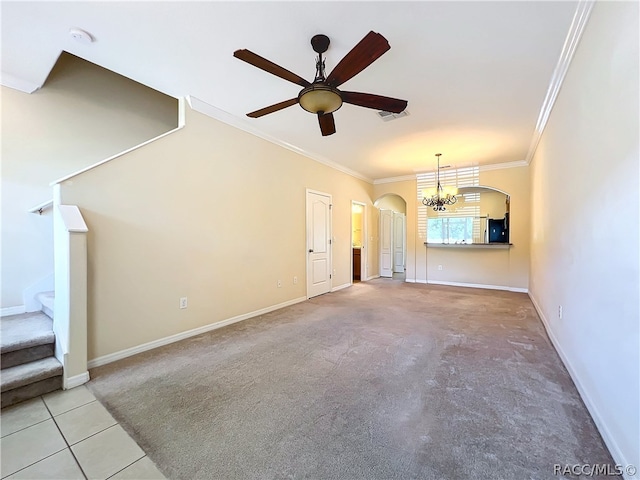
[
  {"x1": 0, "y1": 312, "x2": 54, "y2": 354},
  {"x1": 2, "y1": 343, "x2": 55, "y2": 369},
  {"x1": 1, "y1": 375, "x2": 62, "y2": 408},
  {"x1": 1, "y1": 357, "x2": 63, "y2": 407},
  {"x1": 37, "y1": 291, "x2": 55, "y2": 319},
  {"x1": 1, "y1": 357, "x2": 62, "y2": 393}
]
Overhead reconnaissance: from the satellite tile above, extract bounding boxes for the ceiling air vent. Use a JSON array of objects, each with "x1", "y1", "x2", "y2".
[{"x1": 377, "y1": 110, "x2": 409, "y2": 122}]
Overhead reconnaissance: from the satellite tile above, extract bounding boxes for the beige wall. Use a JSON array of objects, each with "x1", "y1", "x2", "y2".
[
  {"x1": 529, "y1": 2, "x2": 638, "y2": 469},
  {"x1": 58, "y1": 106, "x2": 375, "y2": 360},
  {"x1": 478, "y1": 166, "x2": 530, "y2": 289},
  {"x1": 374, "y1": 166, "x2": 529, "y2": 290},
  {"x1": 480, "y1": 189, "x2": 508, "y2": 220},
  {"x1": 1, "y1": 52, "x2": 177, "y2": 308},
  {"x1": 375, "y1": 193, "x2": 407, "y2": 213}
]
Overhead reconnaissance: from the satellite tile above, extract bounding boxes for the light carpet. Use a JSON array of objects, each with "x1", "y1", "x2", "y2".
[{"x1": 88, "y1": 280, "x2": 616, "y2": 479}]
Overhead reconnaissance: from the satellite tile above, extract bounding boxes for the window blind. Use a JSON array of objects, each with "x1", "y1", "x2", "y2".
[{"x1": 417, "y1": 166, "x2": 479, "y2": 240}]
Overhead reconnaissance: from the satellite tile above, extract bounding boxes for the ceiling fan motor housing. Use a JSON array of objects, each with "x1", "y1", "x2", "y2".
[{"x1": 310, "y1": 34, "x2": 330, "y2": 54}]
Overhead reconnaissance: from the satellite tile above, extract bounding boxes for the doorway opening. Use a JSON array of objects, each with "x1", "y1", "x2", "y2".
[
  {"x1": 351, "y1": 202, "x2": 366, "y2": 283},
  {"x1": 374, "y1": 194, "x2": 407, "y2": 281}
]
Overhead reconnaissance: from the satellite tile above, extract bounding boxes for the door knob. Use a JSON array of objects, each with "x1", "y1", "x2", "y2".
[{"x1": 309, "y1": 249, "x2": 314, "y2": 253}]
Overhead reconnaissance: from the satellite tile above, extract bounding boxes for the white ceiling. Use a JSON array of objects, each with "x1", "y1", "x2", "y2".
[{"x1": 1, "y1": 1, "x2": 580, "y2": 181}]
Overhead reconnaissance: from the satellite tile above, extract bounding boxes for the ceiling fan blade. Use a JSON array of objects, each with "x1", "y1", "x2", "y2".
[
  {"x1": 247, "y1": 98, "x2": 299, "y2": 118},
  {"x1": 234, "y1": 49, "x2": 311, "y2": 87},
  {"x1": 318, "y1": 112, "x2": 336, "y2": 136},
  {"x1": 341, "y1": 91, "x2": 407, "y2": 113},
  {"x1": 325, "y1": 31, "x2": 390, "y2": 87}
]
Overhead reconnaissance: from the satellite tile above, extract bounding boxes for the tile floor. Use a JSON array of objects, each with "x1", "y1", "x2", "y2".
[{"x1": 1, "y1": 386, "x2": 165, "y2": 479}]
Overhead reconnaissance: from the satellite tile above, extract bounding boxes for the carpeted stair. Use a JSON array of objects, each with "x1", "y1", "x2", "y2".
[{"x1": 1, "y1": 310, "x2": 62, "y2": 407}]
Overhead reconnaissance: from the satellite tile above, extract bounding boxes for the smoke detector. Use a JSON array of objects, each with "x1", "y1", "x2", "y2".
[
  {"x1": 69, "y1": 28, "x2": 94, "y2": 44},
  {"x1": 377, "y1": 110, "x2": 409, "y2": 122}
]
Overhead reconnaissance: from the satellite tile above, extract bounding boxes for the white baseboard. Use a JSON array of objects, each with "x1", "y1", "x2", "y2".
[
  {"x1": 64, "y1": 371, "x2": 90, "y2": 389},
  {"x1": 331, "y1": 283, "x2": 351, "y2": 292},
  {"x1": 427, "y1": 280, "x2": 527, "y2": 293},
  {"x1": 365, "y1": 274, "x2": 380, "y2": 281},
  {"x1": 88, "y1": 296, "x2": 307, "y2": 369},
  {"x1": 397, "y1": 279, "x2": 527, "y2": 293},
  {"x1": 509, "y1": 287, "x2": 529, "y2": 293},
  {"x1": 1, "y1": 305, "x2": 26, "y2": 317},
  {"x1": 528, "y1": 292, "x2": 636, "y2": 480}
]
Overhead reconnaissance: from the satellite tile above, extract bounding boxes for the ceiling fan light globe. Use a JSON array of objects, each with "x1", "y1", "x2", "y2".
[{"x1": 298, "y1": 84, "x2": 343, "y2": 114}]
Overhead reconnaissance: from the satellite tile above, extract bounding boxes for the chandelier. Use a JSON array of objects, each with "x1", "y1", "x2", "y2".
[{"x1": 422, "y1": 153, "x2": 458, "y2": 211}]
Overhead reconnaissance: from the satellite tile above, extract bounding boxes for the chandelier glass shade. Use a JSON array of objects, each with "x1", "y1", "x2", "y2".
[{"x1": 422, "y1": 153, "x2": 458, "y2": 211}]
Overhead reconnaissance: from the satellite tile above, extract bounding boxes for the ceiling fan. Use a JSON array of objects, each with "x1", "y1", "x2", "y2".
[{"x1": 233, "y1": 31, "x2": 408, "y2": 136}]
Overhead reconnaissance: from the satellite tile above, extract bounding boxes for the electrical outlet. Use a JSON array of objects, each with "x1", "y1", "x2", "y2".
[
  {"x1": 438, "y1": 265, "x2": 443, "y2": 271},
  {"x1": 558, "y1": 305, "x2": 563, "y2": 319},
  {"x1": 277, "y1": 280, "x2": 282, "y2": 288},
  {"x1": 179, "y1": 297, "x2": 188, "y2": 309},
  {"x1": 293, "y1": 276, "x2": 298, "y2": 284}
]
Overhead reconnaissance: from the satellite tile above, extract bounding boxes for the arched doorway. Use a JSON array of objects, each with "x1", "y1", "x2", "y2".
[{"x1": 374, "y1": 194, "x2": 407, "y2": 281}]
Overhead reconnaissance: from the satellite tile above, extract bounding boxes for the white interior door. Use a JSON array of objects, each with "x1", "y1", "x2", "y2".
[
  {"x1": 306, "y1": 190, "x2": 332, "y2": 298},
  {"x1": 393, "y1": 212, "x2": 405, "y2": 273},
  {"x1": 380, "y1": 209, "x2": 393, "y2": 278}
]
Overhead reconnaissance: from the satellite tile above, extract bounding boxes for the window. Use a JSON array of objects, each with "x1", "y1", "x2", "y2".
[
  {"x1": 417, "y1": 166, "x2": 480, "y2": 241},
  {"x1": 427, "y1": 217, "x2": 474, "y2": 244}
]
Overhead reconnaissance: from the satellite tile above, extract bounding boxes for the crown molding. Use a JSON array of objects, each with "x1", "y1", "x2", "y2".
[
  {"x1": 374, "y1": 159, "x2": 529, "y2": 184},
  {"x1": 525, "y1": 0, "x2": 595, "y2": 164},
  {"x1": 479, "y1": 160, "x2": 528, "y2": 172},
  {"x1": 373, "y1": 174, "x2": 417, "y2": 185},
  {"x1": 187, "y1": 96, "x2": 374, "y2": 184}
]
